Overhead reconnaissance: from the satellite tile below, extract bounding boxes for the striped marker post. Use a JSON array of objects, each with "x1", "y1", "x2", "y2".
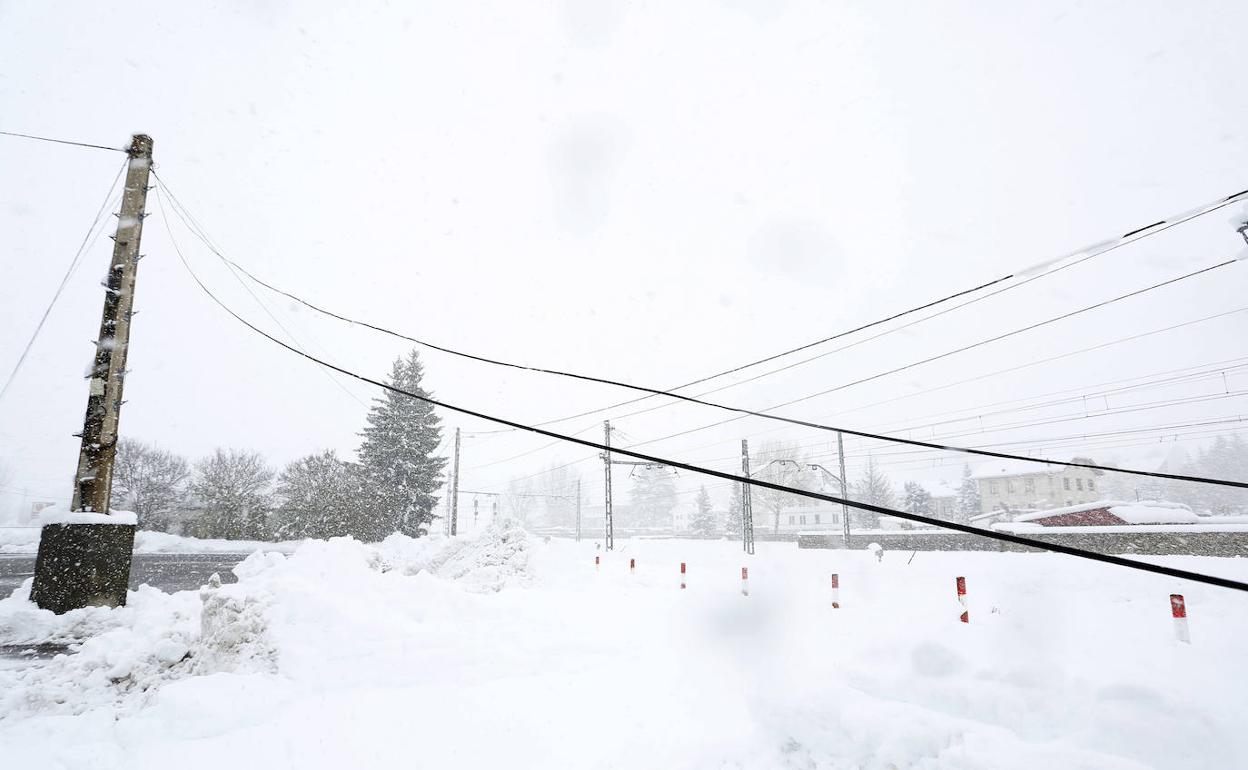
[
  {"x1": 595, "y1": 555, "x2": 599, "y2": 571},
  {"x1": 956, "y1": 576, "x2": 969, "y2": 623},
  {"x1": 680, "y1": 562, "x2": 686, "y2": 590},
  {"x1": 741, "y1": 567, "x2": 749, "y2": 597},
  {"x1": 831, "y1": 573, "x2": 840, "y2": 609},
  {"x1": 629, "y1": 557, "x2": 635, "y2": 575},
  {"x1": 1171, "y1": 594, "x2": 1190, "y2": 644}
]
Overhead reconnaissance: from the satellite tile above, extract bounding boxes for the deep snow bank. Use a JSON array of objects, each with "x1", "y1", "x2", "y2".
[{"x1": 2, "y1": 526, "x2": 1247, "y2": 768}]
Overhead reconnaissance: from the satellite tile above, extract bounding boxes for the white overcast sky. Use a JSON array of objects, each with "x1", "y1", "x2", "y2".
[{"x1": 1, "y1": 0, "x2": 1246, "y2": 517}]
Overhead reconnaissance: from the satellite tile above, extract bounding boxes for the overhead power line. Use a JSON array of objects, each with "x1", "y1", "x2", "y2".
[
  {"x1": 154, "y1": 171, "x2": 1247, "y2": 488},
  {"x1": 0, "y1": 158, "x2": 128, "y2": 405},
  {"x1": 166, "y1": 239, "x2": 1248, "y2": 593},
  {"x1": 0, "y1": 129, "x2": 126, "y2": 153},
  {"x1": 154, "y1": 175, "x2": 1248, "y2": 433}
]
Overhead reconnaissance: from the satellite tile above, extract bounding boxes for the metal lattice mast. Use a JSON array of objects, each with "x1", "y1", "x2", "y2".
[
  {"x1": 741, "y1": 439, "x2": 755, "y2": 555},
  {"x1": 602, "y1": 420, "x2": 614, "y2": 550},
  {"x1": 449, "y1": 426, "x2": 461, "y2": 535},
  {"x1": 837, "y1": 430, "x2": 851, "y2": 547}
]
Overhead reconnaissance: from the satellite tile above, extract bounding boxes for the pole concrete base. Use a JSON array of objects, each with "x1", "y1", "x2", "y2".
[{"x1": 29, "y1": 523, "x2": 136, "y2": 614}]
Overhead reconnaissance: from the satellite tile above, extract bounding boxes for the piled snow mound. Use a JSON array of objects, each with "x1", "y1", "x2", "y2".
[
  {"x1": 378, "y1": 518, "x2": 534, "y2": 592},
  {"x1": 0, "y1": 570, "x2": 277, "y2": 718}
]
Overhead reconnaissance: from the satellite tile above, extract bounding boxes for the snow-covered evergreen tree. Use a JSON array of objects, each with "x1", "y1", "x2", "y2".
[
  {"x1": 357, "y1": 350, "x2": 447, "y2": 539},
  {"x1": 725, "y1": 482, "x2": 744, "y2": 537},
  {"x1": 901, "y1": 481, "x2": 934, "y2": 517},
  {"x1": 628, "y1": 465, "x2": 677, "y2": 528},
  {"x1": 850, "y1": 457, "x2": 895, "y2": 529},
  {"x1": 690, "y1": 485, "x2": 719, "y2": 537},
  {"x1": 955, "y1": 463, "x2": 981, "y2": 523},
  {"x1": 274, "y1": 450, "x2": 360, "y2": 539}
]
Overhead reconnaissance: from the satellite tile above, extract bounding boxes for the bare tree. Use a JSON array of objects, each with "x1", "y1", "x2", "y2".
[
  {"x1": 190, "y1": 448, "x2": 274, "y2": 540},
  {"x1": 113, "y1": 438, "x2": 190, "y2": 531},
  {"x1": 535, "y1": 462, "x2": 578, "y2": 527},
  {"x1": 503, "y1": 476, "x2": 537, "y2": 522},
  {"x1": 752, "y1": 439, "x2": 816, "y2": 533}
]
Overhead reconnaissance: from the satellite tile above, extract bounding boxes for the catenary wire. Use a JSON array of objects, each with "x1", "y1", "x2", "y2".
[
  {"x1": 166, "y1": 235, "x2": 1248, "y2": 593},
  {"x1": 153, "y1": 174, "x2": 1248, "y2": 434},
  {"x1": 154, "y1": 171, "x2": 1246, "y2": 488}
]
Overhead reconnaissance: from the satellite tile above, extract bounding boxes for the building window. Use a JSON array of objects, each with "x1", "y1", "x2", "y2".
[
  {"x1": 814, "y1": 514, "x2": 821, "y2": 524},
  {"x1": 799, "y1": 515, "x2": 807, "y2": 525},
  {"x1": 1076, "y1": 478, "x2": 1084, "y2": 491},
  {"x1": 1088, "y1": 479, "x2": 1096, "y2": 492},
  {"x1": 788, "y1": 515, "x2": 795, "y2": 525},
  {"x1": 1063, "y1": 478, "x2": 1071, "y2": 491},
  {"x1": 1007, "y1": 480, "x2": 1016, "y2": 494},
  {"x1": 1024, "y1": 478, "x2": 1035, "y2": 493},
  {"x1": 990, "y1": 481, "x2": 999, "y2": 494}
]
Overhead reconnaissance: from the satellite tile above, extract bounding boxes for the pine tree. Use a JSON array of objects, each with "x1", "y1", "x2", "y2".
[
  {"x1": 902, "y1": 482, "x2": 934, "y2": 517},
  {"x1": 628, "y1": 465, "x2": 677, "y2": 528},
  {"x1": 850, "y1": 457, "x2": 895, "y2": 529},
  {"x1": 690, "y1": 485, "x2": 719, "y2": 537},
  {"x1": 725, "y1": 482, "x2": 744, "y2": 537},
  {"x1": 357, "y1": 350, "x2": 447, "y2": 539},
  {"x1": 955, "y1": 463, "x2": 981, "y2": 523}
]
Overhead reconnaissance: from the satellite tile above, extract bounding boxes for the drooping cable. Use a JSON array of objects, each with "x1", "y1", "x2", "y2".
[
  {"x1": 0, "y1": 158, "x2": 128, "y2": 405},
  {"x1": 0, "y1": 129, "x2": 126, "y2": 153},
  {"x1": 164, "y1": 229, "x2": 1248, "y2": 593},
  {"x1": 153, "y1": 171, "x2": 1247, "y2": 488}
]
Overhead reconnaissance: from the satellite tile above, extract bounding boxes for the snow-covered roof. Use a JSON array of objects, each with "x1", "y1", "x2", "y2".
[
  {"x1": 1013, "y1": 500, "x2": 1198, "y2": 525},
  {"x1": 971, "y1": 459, "x2": 1056, "y2": 480}
]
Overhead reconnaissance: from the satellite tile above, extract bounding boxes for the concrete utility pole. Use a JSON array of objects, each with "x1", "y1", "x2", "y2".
[
  {"x1": 837, "y1": 430, "x2": 851, "y2": 547},
  {"x1": 602, "y1": 420, "x2": 614, "y2": 550},
  {"x1": 741, "y1": 439, "x2": 755, "y2": 555},
  {"x1": 449, "y1": 427, "x2": 461, "y2": 535},
  {"x1": 575, "y1": 477, "x2": 582, "y2": 542},
  {"x1": 30, "y1": 135, "x2": 153, "y2": 614}
]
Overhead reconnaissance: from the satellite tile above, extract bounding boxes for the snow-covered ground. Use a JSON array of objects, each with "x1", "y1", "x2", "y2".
[
  {"x1": 2, "y1": 520, "x2": 1246, "y2": 769},
  {"x1": 0, "y1": 527, "x2": 303, "y2": 555}
]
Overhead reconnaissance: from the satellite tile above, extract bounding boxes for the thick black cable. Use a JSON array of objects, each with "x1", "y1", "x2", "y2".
[
  {"x1": 154, "y1": 173, "x2": 1248, "y2": 488},
  {"x1": 165, "y1": 234, "x2": 1248, "y2": 593},
  {"x1": 0, "y1": 129, "x2": 125, "y2": 153}
]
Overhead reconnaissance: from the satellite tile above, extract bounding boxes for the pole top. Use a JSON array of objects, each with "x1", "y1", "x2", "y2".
[{"x1": 128, "y1": 135, "x2": 154, "y2": 157}]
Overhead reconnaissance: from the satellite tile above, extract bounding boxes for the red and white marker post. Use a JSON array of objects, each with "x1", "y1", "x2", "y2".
[
  {"x1": 956, "y1": 576, "x2": 969, "y2": 623},
  {"x1": 595, "y1": 555, "x2": 600, "y2": 571},
  {"x1": 629, "y1": 557, "x2": 636, "y2": 575},
  {"x1": 741, "y1": 566, "x2": 749, "y2": 597},
  {"x1": 680, "y1": 562, "x2": 687, "y2": 590},
  {"x1": 831, "y1": 573, "x2": 840, "y2": 609},
  {"x1": 1171, "y1": 594, "x2": 1190, "y2": 644}
]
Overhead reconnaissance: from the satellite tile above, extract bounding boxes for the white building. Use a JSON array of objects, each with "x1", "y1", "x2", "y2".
[{"x1": 973, "y1": 458, "x2": 1102, "y2": 513}]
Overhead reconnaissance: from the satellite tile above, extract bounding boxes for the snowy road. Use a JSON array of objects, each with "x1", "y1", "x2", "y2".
[{"x1": 0, "y1": 553, "x2": 247, "y2": 597}]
